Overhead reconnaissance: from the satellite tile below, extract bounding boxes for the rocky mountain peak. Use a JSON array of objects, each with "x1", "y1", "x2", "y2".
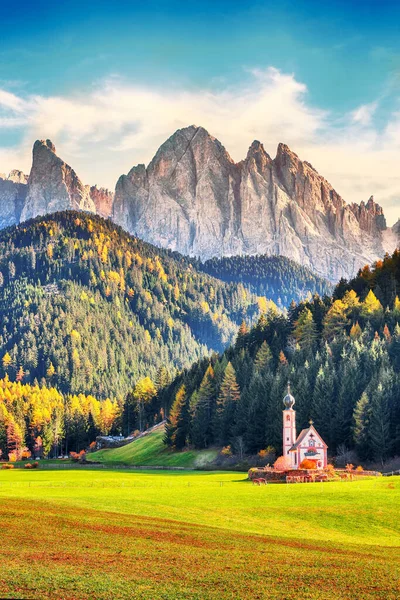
[
  {"x1": 0, "y1": 170, "x2": 27, "y2": 229},
  {"x1": 89, "y1": 185, "x2": 114, "y2": 218},
  {"x1": 8, "y1": 170, "x2": 28, "y2": 184},
  {"x1": 112, "y1": 126, "x2": 398, "y2": 281},
  {"x1": 33, "y1": 139, "x2": 56, "y2": 154},
  {"x1": 20, "y1": 140, "x2": 95, "y2": 222}
]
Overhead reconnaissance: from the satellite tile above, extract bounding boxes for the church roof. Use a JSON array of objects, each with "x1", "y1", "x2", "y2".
[{"x1": 288, "y1": 425, "x2": 328, "y2": 451}]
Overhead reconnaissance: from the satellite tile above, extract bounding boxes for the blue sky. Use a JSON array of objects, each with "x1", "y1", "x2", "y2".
[
  {"x1": 3, "y1": 0, "x2": 400, "y2": 108},
  {"x1": 1, "y1": 0, "x2": 400, "y2": 223}
]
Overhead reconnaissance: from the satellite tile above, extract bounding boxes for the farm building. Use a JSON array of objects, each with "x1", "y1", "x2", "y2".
[{"x1": 283, "y1": 383, "x2": 328, "y2": 469}]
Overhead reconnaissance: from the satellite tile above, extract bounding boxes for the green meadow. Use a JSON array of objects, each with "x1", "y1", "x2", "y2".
[{"x1": 0, "y1": 469, "x2": 399, "y2": 599}]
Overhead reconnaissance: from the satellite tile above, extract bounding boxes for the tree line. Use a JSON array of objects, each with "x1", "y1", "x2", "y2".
[{"x1": 198, "y1": 254, "x2": 332, "y2": 308}]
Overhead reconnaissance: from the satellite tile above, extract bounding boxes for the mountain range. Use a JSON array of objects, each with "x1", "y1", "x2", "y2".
[{"x1": 0, "y1": 127, "x2": 398, "y2": 282}]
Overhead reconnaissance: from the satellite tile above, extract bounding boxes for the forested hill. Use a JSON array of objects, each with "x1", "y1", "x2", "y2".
[
  {"x1": 0, "y1": 211, "x2": 264, "y2": 398},
  {"x1": 334, "y1": 249, "x2": 400, "y2": 308},
  {"x1": 162, "y1": 250, "x2": 400, "y2": 464},
  {"x1": 198, "y1": 255, "x2": 332, "y2": 307}
]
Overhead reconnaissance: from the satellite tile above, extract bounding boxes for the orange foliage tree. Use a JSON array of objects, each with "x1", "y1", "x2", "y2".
[{"x1": 299, "y1": 458, "x2": 317, "y2": 469}]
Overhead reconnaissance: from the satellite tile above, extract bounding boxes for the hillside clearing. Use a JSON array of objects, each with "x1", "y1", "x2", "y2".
[{"x1": 88, "y1": 425, "x2": 219, "y2": 468}]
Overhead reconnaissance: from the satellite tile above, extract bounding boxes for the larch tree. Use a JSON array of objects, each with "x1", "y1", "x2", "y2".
[
  {"x1": 132, "y1": 377, "x2": 157, "y2": 432},
  {"x1": 323, "y1": 300, "x2": 348, "y2": 340},
  {"x1": 362, "y1": 290, "x2": 383, "y2": 317},
  {"x1": 254, "y1": 341, "x2": 273, "y2": 372},
  {"x1": 165, "y1": 384, "x2": 189, "y2": 450}
]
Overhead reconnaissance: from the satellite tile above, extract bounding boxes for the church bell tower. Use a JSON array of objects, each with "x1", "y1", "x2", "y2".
[{"x1": 283, "y1": 382, "x2": 296, "y2": 460}]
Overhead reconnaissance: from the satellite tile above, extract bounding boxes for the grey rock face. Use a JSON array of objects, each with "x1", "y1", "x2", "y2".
[
  {"x1": 0, "y1": 172, "x2": 27, "y2": 229},
  {"x1": 113, "y1": 126, "x2": 398, "y2": 281},
  {"x1": 20, "y1": 139, "x2": 95, "y2": 222},
  {"x1": 89, "y1": 185, "x2": 114, "y2": 218}
]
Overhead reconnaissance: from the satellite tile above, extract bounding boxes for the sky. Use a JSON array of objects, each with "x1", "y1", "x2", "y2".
[{"x1": 1, "y1": 0, "x2": 400, "y2": 223}]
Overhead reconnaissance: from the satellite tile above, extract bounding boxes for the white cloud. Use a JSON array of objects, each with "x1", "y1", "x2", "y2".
[
  {"x1": 351, "y1": 101, "x2": 378, "y2": 126},
  {"x1": 0, "y1": 67, "x2": 399, "y2": 225}
]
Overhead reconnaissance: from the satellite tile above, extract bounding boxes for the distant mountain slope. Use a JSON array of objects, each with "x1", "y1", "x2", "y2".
[
  {"x1": 0, "y1": 211, "x2": 261, "y2": 398},
  {"x1": 197, "y1": 254, "x2": 332, "y2": 307}
]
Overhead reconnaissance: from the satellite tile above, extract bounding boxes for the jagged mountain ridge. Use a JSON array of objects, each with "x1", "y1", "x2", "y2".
[
  {"x1": 0, "y1": 127, "x2": 398, "y2": 282},
  {"x1": 0, "y1": 140, "x2": 114, "y2": 228},
  {"x1": 113, "y1": 126, "x2": 397, "y2": 282},
  {"x1": 0, "y1": 170, "x2": 28, "y2": 229}
]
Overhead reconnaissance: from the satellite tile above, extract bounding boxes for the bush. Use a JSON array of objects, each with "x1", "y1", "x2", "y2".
[
  {"x1": 2, "y1": 463, "x2": 14, "y2": 469},
  {"x1": 355, "y1": 465, "x2": 364, "y2": 472},
  {"x1": 21, "y1": 447, "x2": 32, "y2": 460},
  {"x1": 273, "y1": 455, "x2": 291, "y2": 471},
  {"x1": 221, "y1": 445, "x2": 232, "y2": 457},
  {"x1": 70, "y1": 450, "x2": 86, "y2": 463},
  {"x1": 24, "y1": 462, "x2": 32, "y2": 469},
  {"x1": 300, "y1": 459, "x2": 317, "y2": 470}
]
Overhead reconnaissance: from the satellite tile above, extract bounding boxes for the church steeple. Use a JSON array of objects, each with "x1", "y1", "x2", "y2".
[
  {"x1": 283, "y1": 381, "x2": 295, "y2": 409},
  {"x1": 283, "y1": 382, "x2": 297, "y2": 460}
]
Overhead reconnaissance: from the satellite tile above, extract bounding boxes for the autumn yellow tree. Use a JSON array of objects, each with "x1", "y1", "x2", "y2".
[{"x1": 132, "y1": 377, "x2": 157, "y2": 431}]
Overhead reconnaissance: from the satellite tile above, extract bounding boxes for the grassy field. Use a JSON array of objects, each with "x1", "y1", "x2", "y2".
[
  {"x1": 0, "y1": 469, "x2": 399, "y2": 599},
  {"x1": 88, "y1": 425, "x2": 219, "y2": 468}
]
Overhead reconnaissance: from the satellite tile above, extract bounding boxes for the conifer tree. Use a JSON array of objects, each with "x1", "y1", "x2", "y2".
[
  {"x1": 362, "y1": 290, "x2": 383, "y2": 317},
  {"x1": 243, "y1": 372, "x2": 269, "y2": 453},
  {"x1": 190, "y1": 365, "x2": 215, "y2": 448},
  {"x1": 369, "y1": 382, "x2": 391, "y2": 467},
  {"x1": 350, "y1": 322, "x2": 362, "y2": 339},
  {"x1": 235, "y1": 321, "x2": 248, "y2": 350},
  {"x1": 164, "y1": 385, "x2": 189, "y2": 449},
  {"x1": 311, "y1": 365, "x2": 336, "y2": 448},
  {"x1": 215, "y1": 362, "x2": 240, "y2": 445},
  {"x1": 353, "y1": 391, "x2": 371, "y2": 460},
  {"x1": 294, "y1": 308, "x2": 317, "y2": 351},
  {"x1": 254, "y1": 341, "x2": 272, "y2": 372},
  {"x1": 323, "y1": 300, "x2": 348, "y2": 340}
]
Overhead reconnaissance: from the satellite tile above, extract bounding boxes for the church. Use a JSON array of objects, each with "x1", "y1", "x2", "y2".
[{"x1": 283, "y1": 383, "x2": 328, "y2": 469}]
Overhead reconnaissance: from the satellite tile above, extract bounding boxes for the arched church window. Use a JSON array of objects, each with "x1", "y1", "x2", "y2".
[
  {"x1": 309, "y1": 439, "x2": 315, "y2": 447},
  {"x1": 286, "y1": 415, "x2": 290, "y2": 422}
]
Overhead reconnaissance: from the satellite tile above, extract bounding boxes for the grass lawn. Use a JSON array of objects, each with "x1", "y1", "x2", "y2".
[
  {"x1": 0, "y1": 469, "x2": 398, "y2": 599},
  {"x1": 88, "y1": 425, "x2": 219, "y2": 468}
]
